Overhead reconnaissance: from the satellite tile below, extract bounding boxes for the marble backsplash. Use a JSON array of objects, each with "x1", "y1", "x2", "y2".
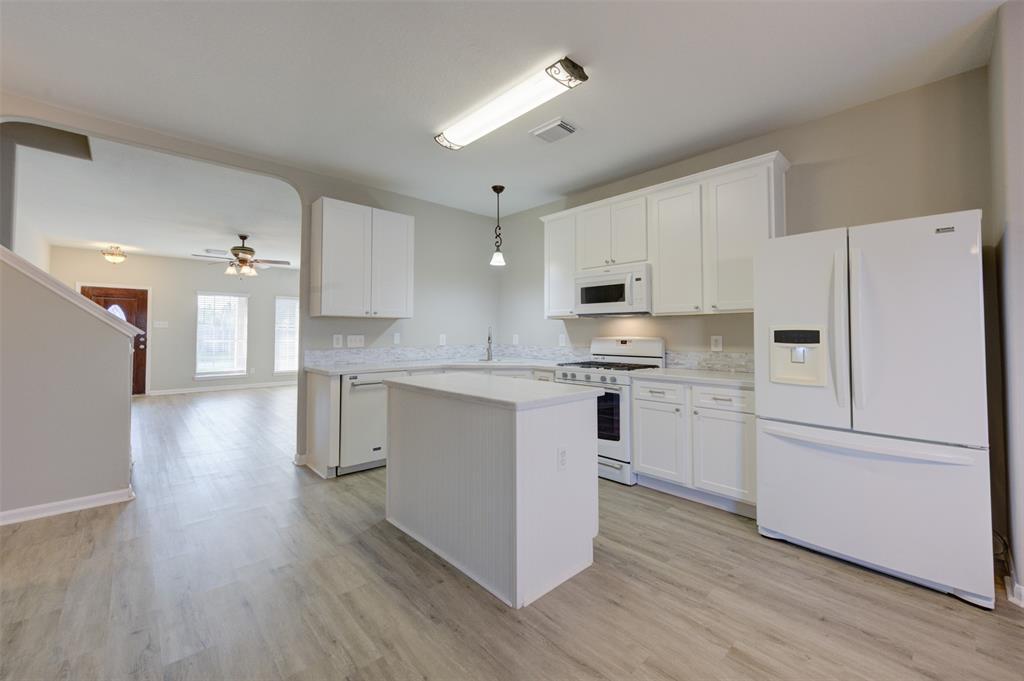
[{"x1": 305, "y1": 344, "x2": 753, "y2": 372}]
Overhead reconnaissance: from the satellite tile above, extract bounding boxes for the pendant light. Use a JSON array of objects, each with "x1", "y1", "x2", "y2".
[{"x1": 489, "y1": 185, "x2": 506, "y2": 267}]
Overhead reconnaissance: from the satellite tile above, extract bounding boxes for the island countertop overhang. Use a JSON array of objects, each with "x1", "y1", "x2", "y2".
[{"x1": 383, "y1": 372, "x2": 603, "y2": 411}]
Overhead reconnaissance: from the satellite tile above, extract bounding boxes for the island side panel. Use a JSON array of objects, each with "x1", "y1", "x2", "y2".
[
  {"x1": 514, "y1": 398, "x2": 598, "y2": 608},
  {"x1": 386, "y1": 387, "x2": 517, "y2": 605}
]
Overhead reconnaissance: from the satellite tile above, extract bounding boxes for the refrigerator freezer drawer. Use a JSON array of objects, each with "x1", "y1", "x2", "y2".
[{"x1": 756, "y1": 420, "x2": 994, "y2": 608}]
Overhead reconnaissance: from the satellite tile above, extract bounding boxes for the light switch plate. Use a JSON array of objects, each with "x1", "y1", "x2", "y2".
[
  {"x1": 153, "y1": 321, "x2": 169, "y2": 329},
  {"x1": 558, "y1": 334, "x2": 567, "y2": 347},
  {"x1": 439, "y1": 334, "x2": 447, "y2": 346},
  {"x1": 393, "y1": 332, "x2": 401, "y2": 345},
  {"x1": 346, "y1": 334, "x2": 365, "y2": 348},
  {"x1": 333, "y1": 334, "x2": 344, "y2": 348},
  {"x1": 710, "y1": 335, "x2": 724, "y2": 352},
  {"x1": 512, "y1": 334, "x2": 520, "y2": 346}
]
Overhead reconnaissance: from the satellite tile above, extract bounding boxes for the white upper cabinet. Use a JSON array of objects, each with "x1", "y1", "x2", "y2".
[
  {"x1": 542, "y1": 151, "x2": 787, "y2": 316},
  {"x1": 544, "y1": 215, "x2": 576, "y2": 318},
  {"x1": 311, "y1": 197, "x2": 414, "y2": 318},
  {"x1": 648, "y1": 183, "x2": 703, "y2": 315},
  {"x1": 576, "y1": 206, "x2": 612, "y2": 269},
  {"x1": 609, "y1": 197, "x2": 647, "y2": 265},
  {"x1": 370, "y1": 208, "x2": 414, "y2": 318},
  {"x1": 576, "y1": 197, "x2": 648, "y2": 270},
  {"x1": 702, "y1": 165, "x2": 772, "y2": 312}
]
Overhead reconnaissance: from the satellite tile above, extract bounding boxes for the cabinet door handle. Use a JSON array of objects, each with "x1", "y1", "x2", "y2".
[
  {"x1": 648, "y1": 389, "x2": 666, "y2": 395},
  {"x1": 604, "y1": 259, "x2": 610, "y2": 264},
  {"x1": 693, "y1": 305, "x2": 701, "y2": 311},
  {"x1": 711, "y1": 304, "x2": 719, "y2": 310},
  {"x1": 674, "y1": 408, "x2": 681, "y2": 413},
  {"x1": 712, "y1": 396, "x2": 733, "y2": 402},
  {"x1": 611, "y1": 259, "x2": 616, "y2": 263}
]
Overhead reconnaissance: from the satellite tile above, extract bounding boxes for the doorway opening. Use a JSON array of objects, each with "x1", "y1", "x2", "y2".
[{"x1": 80, "y1": 285, "x2": 149, "y2": 395}]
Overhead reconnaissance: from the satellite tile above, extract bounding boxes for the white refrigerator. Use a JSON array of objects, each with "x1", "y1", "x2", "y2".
[{"x1": 754, "y1": 210, "x2": 994, "y2": 608}]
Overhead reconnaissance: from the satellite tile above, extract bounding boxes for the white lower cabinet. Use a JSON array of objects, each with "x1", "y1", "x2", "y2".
[
  {"x1": 692, "y1": 408, "x2": 756, "y2": 503},
  {"x1": 632, "y1": 381, "x2": 756, "y2": 511},
  {"x1": 634, "y1": 399, "x2": 691, "y2": 486}
]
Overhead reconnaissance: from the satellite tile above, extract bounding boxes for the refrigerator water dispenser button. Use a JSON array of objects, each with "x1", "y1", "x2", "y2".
[{"x1": 791, "y1": 347, "x2": 807, "y2": 364}]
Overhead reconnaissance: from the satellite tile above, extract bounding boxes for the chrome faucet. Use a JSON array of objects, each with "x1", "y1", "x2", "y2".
[{"x1": 486, "y1": 326, "x2": 494, "y2": 361}]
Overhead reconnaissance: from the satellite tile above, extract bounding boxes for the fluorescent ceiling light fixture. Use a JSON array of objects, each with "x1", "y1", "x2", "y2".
[{"x1": 436, "y1": 57, "x2": 588, "y2": 150}]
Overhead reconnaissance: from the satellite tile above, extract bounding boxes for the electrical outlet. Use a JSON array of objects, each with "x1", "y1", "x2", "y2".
[
  {"x1": 556, "y1": 447, "x2": 567, "y2": 472},
  {"x1": 439, "y1": 333, "x2": 447, "y2": 346},
  {"x1": 558, "y1": 334, "x2": 567, "y2": 347},
  {"x1": 512, "y1": 334, "x2": 520, "y2": 346},
  {"x1": 153, "y1": 321, "x2": 169, "y2": 329},
  {"x1": 347, "y1": 334, "x2": 365, "y2": 348},
  {"x1": 333, "y1": 334, "x2": 344, "y2": 348},
  {"x1": 710, "y1": 335, "x2": 724, "y2": 352},
  {"x1": 393, "y1": 332, "x2": 401, "y2": 345}
]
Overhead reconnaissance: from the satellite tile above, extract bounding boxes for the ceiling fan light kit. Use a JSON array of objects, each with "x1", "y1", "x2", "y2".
[
  {"x1": 435, "y1": 56, "x2": 588, "y2": 150},
  {"x1": 191, "y1": 234, "x2": 290, "y2": 276}
]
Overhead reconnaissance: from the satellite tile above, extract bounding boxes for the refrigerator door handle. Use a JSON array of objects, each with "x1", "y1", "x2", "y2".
[
  {"x1": 832, "y1": 249, "x2": 849, "y2": 408},
  {"x1": 760, "y1": 423, "x2": 974, "y2": 465},
  {"x1": 850, "y1": 247, "x2": 867, "y2": 410}
]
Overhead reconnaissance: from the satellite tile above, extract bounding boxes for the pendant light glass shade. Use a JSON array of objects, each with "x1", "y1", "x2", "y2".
[{"x1": 489, "y1": 250, "x2": 506, "y2": 267}]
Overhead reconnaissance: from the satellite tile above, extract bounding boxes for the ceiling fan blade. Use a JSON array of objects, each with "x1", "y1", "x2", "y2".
[
  {"x1": 253, "y1": 259, "x2": 291, "y2": 266},
  {"x1": 191, "y1": 253, "x2": 234, "y2": 261},
  {"x1": 204, "y1": 248, "x2": 229, "y2": 255}
]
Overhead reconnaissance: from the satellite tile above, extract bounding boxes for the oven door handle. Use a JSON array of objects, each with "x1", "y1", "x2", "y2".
[{"x1": 598, "y1": 460, "x2": 624, "y2": 470}]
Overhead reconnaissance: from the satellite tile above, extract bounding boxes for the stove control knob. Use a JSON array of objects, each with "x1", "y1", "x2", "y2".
[
  {"x1": 610, "y1": 376, "x2": 617, "y2": 383},
  {"x1": 600, "y1": 375, "x2": 607, "y2": 383},
  {"x1": 561, "y1": 372, "x2": 568, "y2": 379},
  {"x1": 570, "y1": 373, "x2": 577, "y2": 380},
  {"x1": 584, "y1": 374, "x2": 591, "y2": 381}
]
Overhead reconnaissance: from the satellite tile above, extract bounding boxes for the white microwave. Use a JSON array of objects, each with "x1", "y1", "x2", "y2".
[{"x1": 574, "y1": 264, "x2": 652, "y2": 316}]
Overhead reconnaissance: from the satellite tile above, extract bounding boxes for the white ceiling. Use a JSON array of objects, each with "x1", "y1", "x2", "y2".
[
  {"x1": 14, "y1": 138, "x2": 301, "y2": 265},
  {"x1": 0, "y1": 1, "x2": 999, "y2": 216}
]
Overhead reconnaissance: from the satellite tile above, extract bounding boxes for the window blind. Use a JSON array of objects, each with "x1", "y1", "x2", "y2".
[
  {"x1": 274, "y1": 296, "x2": 300, "y2": 373},
  {"x1": 195, "y1": 293, "x2": 248, "y2": 375}
]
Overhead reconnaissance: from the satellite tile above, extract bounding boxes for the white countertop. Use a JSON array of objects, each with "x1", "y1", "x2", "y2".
[
  {"x1": 630, "y1": 367, "x2": 754, "y2": 388},
  {"x1": 383, "y1": 372, "x2": 603, "y2": 411},
  {"x1": 304, "y1": 358, "x2": 560, "y2": 376}
]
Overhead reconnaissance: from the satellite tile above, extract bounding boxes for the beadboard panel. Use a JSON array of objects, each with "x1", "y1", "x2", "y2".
[{"x1": 387, "y1": 388, "x2": 517, "y2": 604}]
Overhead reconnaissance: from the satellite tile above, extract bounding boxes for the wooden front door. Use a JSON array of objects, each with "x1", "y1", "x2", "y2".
[{"x1": 81, "y1": 286, "x2": 148, "y2": 395}]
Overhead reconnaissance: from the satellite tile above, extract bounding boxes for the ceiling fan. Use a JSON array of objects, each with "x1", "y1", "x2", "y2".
[{"x1": 191, "y1": 234, "x2": 291, "y2": 277}]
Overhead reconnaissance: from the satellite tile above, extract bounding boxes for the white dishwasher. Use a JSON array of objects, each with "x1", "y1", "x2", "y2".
[{"x1": 339, "y1": 371, "x2": 408, "y2": 473}]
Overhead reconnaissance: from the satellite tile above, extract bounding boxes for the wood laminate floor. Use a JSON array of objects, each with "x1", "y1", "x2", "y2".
[{"x1": 2, "y1": 386, "x2": 1021, "y2": 681}]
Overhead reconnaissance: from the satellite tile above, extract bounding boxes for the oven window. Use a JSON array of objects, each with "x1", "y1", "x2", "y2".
[
  {"x1": 597, "y1": 391, "x2": 621, "y2": 441},
  {"x1": 581, "y1": 283, "x2": 626, "y2": 304}
]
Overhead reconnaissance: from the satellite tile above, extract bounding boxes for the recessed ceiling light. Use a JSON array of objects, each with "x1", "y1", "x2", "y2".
[{"x1": 435, "y1": 57, "x2": 588, "y2": 151}]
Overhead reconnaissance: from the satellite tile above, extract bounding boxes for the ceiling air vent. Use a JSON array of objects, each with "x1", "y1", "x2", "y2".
[{"x1": 530, "y1": 118, "x2": 576, "y2": 143}]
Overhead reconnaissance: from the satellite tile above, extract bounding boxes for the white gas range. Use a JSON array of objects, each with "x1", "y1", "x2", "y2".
[{"x1": 555, "y1": 337, "x2": 666, "y2": 485}]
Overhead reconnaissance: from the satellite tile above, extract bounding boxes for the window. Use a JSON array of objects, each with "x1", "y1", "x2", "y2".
[
  {"x1": 195, "y1": 293, "x2": 248, "y2": 376},
  {"x1": 274, "y1": 296, "x2": 300, "y2": 373}
]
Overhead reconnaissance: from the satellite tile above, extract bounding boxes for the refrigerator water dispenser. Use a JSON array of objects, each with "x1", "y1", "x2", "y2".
[{"x1": 769, "y1": 327, "x2": 827, "y2": 386}]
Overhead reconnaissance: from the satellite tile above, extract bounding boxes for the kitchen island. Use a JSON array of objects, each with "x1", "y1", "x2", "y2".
[{"x1": 383, "y1": 372, "x2": 601, "y2": 608}]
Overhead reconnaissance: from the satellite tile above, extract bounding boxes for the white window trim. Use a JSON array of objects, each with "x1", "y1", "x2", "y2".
[
  {"x1": 273, "y1": 295, "x2": 300, "y2": 375},
  {"x1": 195, "y1": 291, "x2": 250, "y2": 378}
]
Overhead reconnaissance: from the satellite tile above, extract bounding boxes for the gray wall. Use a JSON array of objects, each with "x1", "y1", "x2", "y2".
[
  {"x1": 497, "y1": 67, "x2": 992, "y2": 354},
  {"x1": 1, "y1": 262, "x2": 132, "y2": 512},
  {"x1": 48, "y1": 247, "x2": 301, "y2": 393},
  {"x1": 990, "y1": 0, "x2": 1024, "y2": 599},
  {"x1": 0, "y1": 91, "x2": 499, "y2": 461}
]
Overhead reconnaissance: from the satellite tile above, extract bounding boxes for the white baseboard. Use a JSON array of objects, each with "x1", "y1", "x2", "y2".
[
  {"x1": 1006, "y1": 553, "x2": 1024, "y2": 608},
  {"x1": 293, "y1": 452, "x2": 307, "y2": 466},
  {"x1": 145, "y1": 380, "x2": 296, "y2": 396},
  {"x1": 0, "y1": 486, "x2": 135, "y2": 526},
  {"x1": 636, "y1": 474, "x2": 756, "y2": 519}
]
